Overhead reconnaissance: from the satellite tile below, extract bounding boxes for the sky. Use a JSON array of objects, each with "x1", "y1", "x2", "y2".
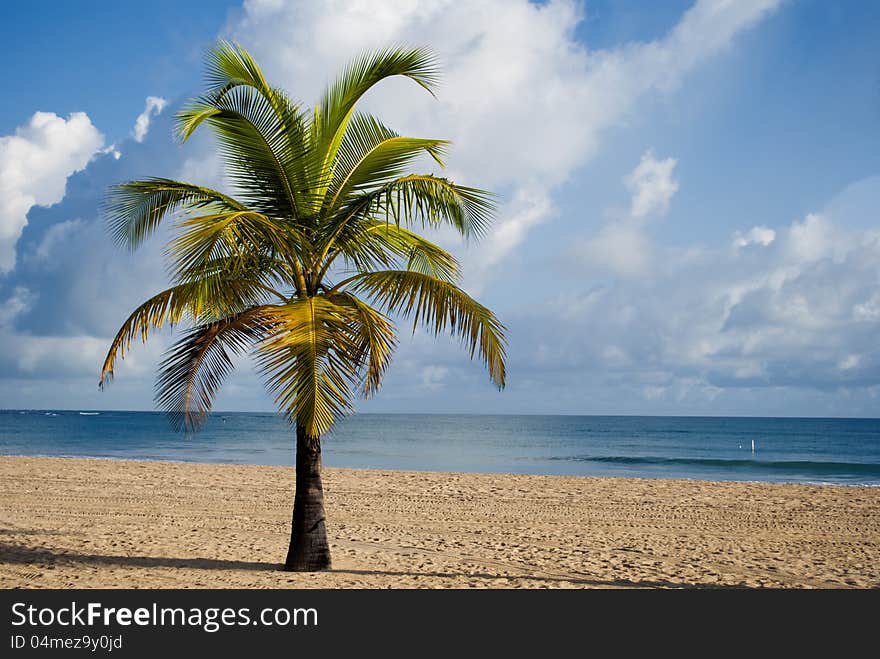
[{"x1": 1, "y1": 0, "x2": 879, "y2": 417}]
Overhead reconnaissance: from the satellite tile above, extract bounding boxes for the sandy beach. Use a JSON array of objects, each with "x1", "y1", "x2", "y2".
[{"x1": 0, "y1": 456, "x2": 877, "y2": 589}]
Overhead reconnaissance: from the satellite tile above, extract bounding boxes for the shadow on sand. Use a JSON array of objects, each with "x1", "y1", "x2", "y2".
[
  {"x1": 0, "y1": 542, "x2": 275, "y2": 572},
  {"x1": 0, "y1": 541, "x2": 744, "y2": 589}
]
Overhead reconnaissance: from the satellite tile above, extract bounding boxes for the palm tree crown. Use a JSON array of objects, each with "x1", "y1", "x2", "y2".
[{"x1": 100, "y1": 41, "x2": 507, "y2": 441}]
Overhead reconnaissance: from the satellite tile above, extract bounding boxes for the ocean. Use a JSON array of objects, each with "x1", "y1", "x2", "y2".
[{"x1": 0, "y1": 410, "x2": 878, "y2": 486}]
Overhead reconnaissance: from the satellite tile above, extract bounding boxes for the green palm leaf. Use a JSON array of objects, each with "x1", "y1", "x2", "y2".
[
  {"x1": 105, "y1": 178, "x2": 247, "y2": 248},
  {"x1": 343, "y1": 270, "x2": 506, "y2": 389},
  {"x1": 314, "y1": 173, "x2": 492, "y2": 281},
  {"x1": 326, "y1": 291, "x2": 397, "y2": 396},
  {"x1": 322, "y1": 112, "x2": 446, "y2": 215},
  {"x1": 314, "y1": 47, "x2": 440, "y2": 176},
  {"x1": 99, "y1": 264, "x2": 279, "y2": 389},
  {"x1": 381, "y1": 174, "x2": 495, "y2": 239},
  {"x1": 177, "y1": 86, "x2": 306, "y2": 219},
  {"x1": 318, "y1": 218, "x2": 460, "y2": 281},
  {"x1": 156, "y1": 307, "x2": 273, "y2": 431},
  {"x1": 255, "y1": 297, "x2": 360, "y2": 437},
  {"x1": 99, "y1": 286, "x2": 191, "y2": 389},
  {"x1": 167, "y1": 210, "x2": 307, "y2": 285}
]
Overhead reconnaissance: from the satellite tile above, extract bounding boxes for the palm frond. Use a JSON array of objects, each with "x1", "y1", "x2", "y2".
[
  {"x1": 197, "y1": 41, "x2": 317, "y2": 213},
  {"x1": 255, "y1": 297, "x2": 362, "y2": 436},
  {"x1": 202, "y1": 39, "x2": 273, "y2": 98},
  {"x1": 318, "y1": 173, "x2": 493, "y2": 265},
  {"x1": 344, "y1": 221, "x2": 460, "y2": 282},
  {"x1": 381, "y1": 174, "x2": 495, "y2": 239},
  {"x1": 99, "y1": 267, "x2": 278, "y2": 389},
  {"x1": 105, "y1": 178, "x2": 247, "y2": 248},
  {"x1": 155, "y1": 306, "x2": 272, "y2": 431},
  {"x1": 177, "y1": 85, "x2": 309, "y2": 219},
  {"x1": 99, "y1": 285, "x2": 197, "y2": 389},
  {"x1": 173, "y1": 254, "x2": 291, "y2": 318},
  {"x1": 167, "y1": 210, "x2": 307, "y2": 287},
  {"x1": 103, "y1": 44, "x2": 506, "y2": 438},
  {"x1": 314, "y1": 47, "x2": 439, "y2": 180},
  {"x1": 326, "y1": 291, "x2": 397, "y2": 396},
  {"x1": 344, "y1": 270, "x2": 506, "y2": 388},
  {"x1": 322, "y1": 112, "x2": 447, "y2": 217}
]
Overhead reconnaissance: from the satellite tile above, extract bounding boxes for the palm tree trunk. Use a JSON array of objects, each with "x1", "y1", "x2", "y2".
[{"x1": 284, "y1": 424, "x2": 331, "y2": 571}]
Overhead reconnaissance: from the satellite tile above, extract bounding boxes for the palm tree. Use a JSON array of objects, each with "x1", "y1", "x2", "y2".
[{"x1": 98, "y1": 42, "x2": 507, "y2": 571}]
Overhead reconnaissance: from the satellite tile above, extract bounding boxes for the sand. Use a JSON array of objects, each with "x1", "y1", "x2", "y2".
[{"x1": 0, "y1": 456, "x2": 878, "y2": 589}]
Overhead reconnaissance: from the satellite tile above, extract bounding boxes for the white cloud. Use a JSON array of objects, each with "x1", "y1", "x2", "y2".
[
  {"x1": 0, "y1": 104, "x2": 243, "y2": 411},
  {"x1": 0, "y1": 112, "x2": 104, "y2": 272},
  {"x1": 733, "y1": 225, "x2": 776, "y2": 249},
  {"x1": 33, "y1": 219, "x2": 85, "y2": 263},
  {"x1": 0, "y1": 285, "x2": 117, "y2": 381},
  {"x1": 575, "y1": 149, "x2": 678, "y2": 277},
  {"x1": 527, "y1": 180, "x2": 880, "y2": 399},
  {"x1": 176, "y1": 150, "x2": 226, "y2": 192},
  {"x1": 0, "y1": 287, "x2": 36, "y2": 328},
  {"x1": 13, "y1": 334, "x2": 108, "y2": 376},
  {"x1": 132, "y1": 96, "x2": 168, "y2": 143},
  {"x1": 227, "y1": 0, "x2": 781, "y2": 287},
  {"x1": 578, "y1": 221, "x2": 654, "y2": 278},
  {"x1": 626, "y1": 150, "x2": 679, "y2": 219},
  {"x1": 785, "y1": 212, "x2": 844, "y2": 263},
  {"x1": 420, "y1": 365, "x2": 449, "y2": 391},
  {"x1": 0, "y1": 0, "x2": 798, "y2": 414},
  {"x1": 467, "y1": 186, "x2": 555, "y2": 285},
  {"x1": 853, "y1": 292, "x2": 880, "y2": 321},
  {"x1": 838, "y1": 354, "x2": 860, "y2": 371},
  {"x1": 100, "y1": 144, "x2": 122, "y2": 160}
]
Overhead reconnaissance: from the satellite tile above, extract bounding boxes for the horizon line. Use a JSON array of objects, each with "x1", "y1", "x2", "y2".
[{"x1": 2, "y1": 408, "x2": 879, "y2": 421}]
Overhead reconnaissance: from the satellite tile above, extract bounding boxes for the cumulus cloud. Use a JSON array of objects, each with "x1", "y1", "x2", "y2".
[
  {"x1": 33, "y1": 219, "x2": 85, "y2": 263},
  {"x1": 733, "y1": 225, "x2": 776, "y2": 249},
  {"x1": 100, "y1": 144, "x2": 122, "y2": 160},
  {"x1": 0, "y1": 105, "x2": 296, "y2": 412},
  {"x1": 0, "y1": 112, "x2": 104, "y2": 272},
  {"x1": 0, "y1": 286, "x2": 111, "y2": 385},
  {"x1": 0, "y1": 108, "x2": 181, "y2": 407},
  {"x1": 521, "y1": 179, "x2": 880, "y2": 412},
  {"x1": 227, "y1": 0, "x2": 781, "y2": 287},
  {"x1": 175, "y1": 149, "x2": 226, "y2": 192},
  {"x1": 577, "y1": 222, "x2": 654, "y2": 278},
  {"x1": 469, "y1": 186, "x2": 556, "y2": 284},
  {"x1": 132, "y1": 96, "x2": 168, "y2": 142},
  {"x1": 785, "y1": 212, "x2": 848, "y2": 263},
  {"x1": 575, "y1": 149, "x2": 678, "y2": 277},
  {"x1": 0, "y1": 211, "x2": 171, "y2": 384},
  {"x1": 419, "y1": 365, "x2": 449, "y2": 391},
  {"x1": 853, "y1": 292, "x2": 880, "y2": 321},
  {"x1": 626, "y1": 150, "x2": 679, "y2": 219},
  {"x1": 0, "y1": 286, "x2": 35, "y2": 328}
]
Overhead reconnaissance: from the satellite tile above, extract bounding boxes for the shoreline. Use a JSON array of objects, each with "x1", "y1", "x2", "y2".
[
  {"x1": 5, "y1": 408, "x2": 880, "y2": 420},
  {"x1": 1, "y1": 452, "x2": 876, "y2": 489},
  {"x1": 1, "y1": 456, "x2": 878, "y2": 588}
]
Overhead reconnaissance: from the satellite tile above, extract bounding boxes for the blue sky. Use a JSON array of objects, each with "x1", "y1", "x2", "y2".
[{"x1": 2, "y1": 0, "x2": 879, "y2": 417}]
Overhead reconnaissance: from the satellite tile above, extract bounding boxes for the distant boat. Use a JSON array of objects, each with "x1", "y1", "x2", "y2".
[
  {"x1": 79, "y1": 412, "x2": 100, "y2": 416},
  {"x1": 44, "y1": 412, "x2": 58, "y2": 417}
]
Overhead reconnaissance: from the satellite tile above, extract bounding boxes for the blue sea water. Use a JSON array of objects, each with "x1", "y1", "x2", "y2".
[{"x1": 0, "y1": 411, "x2": 878, "y2": 486}]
